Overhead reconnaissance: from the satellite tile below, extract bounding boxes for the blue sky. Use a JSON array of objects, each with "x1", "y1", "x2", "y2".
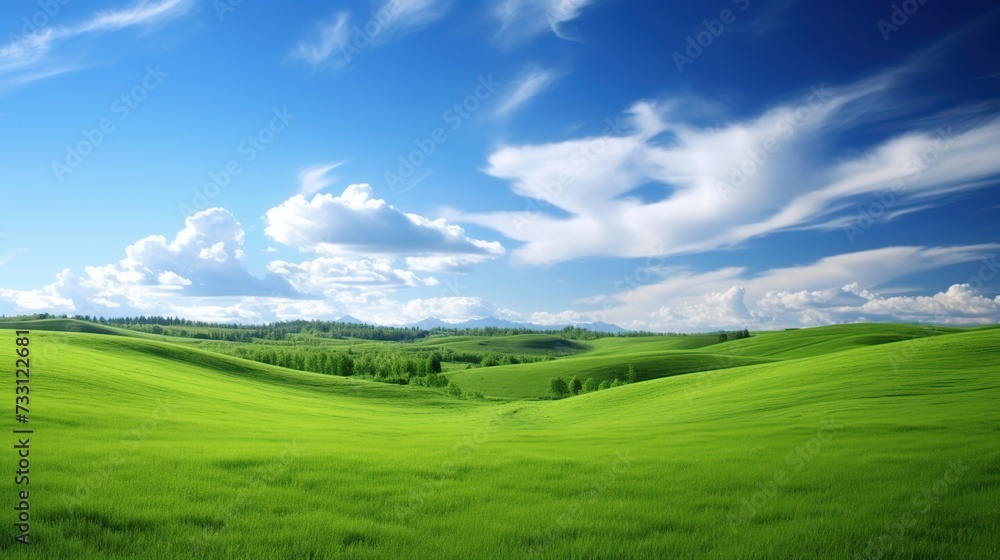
[{"x1": 1, "y1": 0, "x2": 999, "y2": 330}]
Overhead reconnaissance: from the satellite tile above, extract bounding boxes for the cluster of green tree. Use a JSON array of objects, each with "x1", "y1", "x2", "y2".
[
  {"x1": 206, "y1": 344, "x2": 444, "y2": 380},
  {"x1": 549, "y1": 364, "x2": 639, "y2": 399},
  {"x1": 476, "y1": 351, "x2": 547, "y2": 367},
  {"x1": 718, "y1": 329, "x2": 752, "y2": 343},
  {"x1": 200, "y1": 338, "x2": 546, "y2": 394}
]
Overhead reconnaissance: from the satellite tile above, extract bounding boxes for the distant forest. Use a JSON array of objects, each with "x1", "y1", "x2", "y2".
[{"x1": 10, "y1": 313, "x2": 683, "y2": 342}]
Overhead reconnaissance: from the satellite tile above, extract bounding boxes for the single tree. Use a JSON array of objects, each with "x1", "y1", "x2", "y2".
[
  {"x1": 570, "y1": 377, "x2": 583, "y2": 395},
  {"x1": 549, "y1": 377, "x2": 570, "y2": 398},
  {"x1": 626, "y1": 363, "x2": 637, "y2": 384},
  {"x1": 426, "y1": 353, "x2": 442, "y2": 374},
  {"x1": 719, "y1": 333, "x2": 729, "y2": 343},
  {"x1": 583, "y1": 378, "x2": 598, "y2": 393}
]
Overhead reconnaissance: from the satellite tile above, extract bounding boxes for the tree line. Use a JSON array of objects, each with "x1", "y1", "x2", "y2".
[
  {"x1": 718, "y1": 329, "x2": 752, "y2": 343},
  {"x1": 57, "y1": 315, "x2": 639, "y2": 341},
  {"x1": 549, "y1": 364, "x2": 639, "y2": 398}
]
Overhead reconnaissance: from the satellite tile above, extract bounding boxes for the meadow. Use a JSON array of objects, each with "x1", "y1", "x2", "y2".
[{"x1": 1, "y1": 319, "x2": 998, "y2": 558}]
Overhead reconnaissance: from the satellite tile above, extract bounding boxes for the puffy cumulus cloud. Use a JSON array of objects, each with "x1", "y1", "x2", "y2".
[
  {"x1": 753, "y1": 283, "x2": 1000, "y2": 327},
  {"x1": 654, "y1": 287, "x2": 761, "y2": 328},
  {"x1": 264, "y1": 184, "x2": 504, "y2": 272},
  {"x1": 0, "y1": 209, "x2": 300, "y2": 317},
  {"x1": 857, "y1": 284, "x2": 1000, "y2": 324},
  {"x1": 82, "y1": 208, "x2": 296, "y2": 301},
  {"x1": 462, "y1": 63, "x2": 1000, "y2": 265},
  {"x1": 757, "y1": 283, "x2": 874, "y2": 314},
  {"x1": 0, "y1": 202, "x2": 516, "y2": 326},
  {"x1": 611, "y1": 282, "x2": 999, "y2": 332},
  {"x1": 537, "y1": 244, "x2": 1000, "y2": 331},
  {"x1": 0, "y1": 269, "x2": 77, "y2": 311},
  {"x1": 268, "y1": 255, "x2": 439, "y2": 295}
]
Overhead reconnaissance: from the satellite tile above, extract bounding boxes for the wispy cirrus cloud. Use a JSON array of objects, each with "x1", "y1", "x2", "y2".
[
  {"x1": 492, "y1": 0, "x2": 600, "y2": 45},
  {"x1": 290, "y1": 0, "x2": 450, "y2": 69},
  {"x1": 297, "y1": 162, "x2": 347, "y2": 196},
  {"x1": 0, "y1": 0, "x2": 194, "y2": 86},
  {"x1": 290, "y1": 11, "x2": 352, "y2": 67},
  {"x1": 462, "y1": 60, "x2": 1000, "y2": 266},
  {"x1": 494, "y1": 67, "x2": 559, "y2": 117}
]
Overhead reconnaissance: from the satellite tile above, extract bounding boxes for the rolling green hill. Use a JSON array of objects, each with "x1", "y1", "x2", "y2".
[
  {"x1": 412, "y1": 333, "x2": 592, "y2": 357},
  {"x1": 1, "y1": 326, "x2": 998, "y2": 558},
  {"x1": 446, "y1": 323, "x2": 962, "y2": 399},
  {"x1": 0, "y1": 318, "x2": 139, "y2": 337}
]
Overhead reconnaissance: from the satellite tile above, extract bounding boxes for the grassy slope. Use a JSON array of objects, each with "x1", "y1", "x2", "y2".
[
  {"x1": 1, "y1": 327, "x2": 998, "y2": 558},
  {"x1": 0, "y1": 318, "x2": 140, "y2": 337},
  {"x1": 411, "y1": 334, "x2": 592, "y2": 357},
  {"x1": 446, "y1": 323, "x2": 963, "y2": 398}
]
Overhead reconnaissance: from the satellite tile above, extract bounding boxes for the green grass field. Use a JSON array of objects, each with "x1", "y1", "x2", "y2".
[
  {"x1": 444, "y1": 323, "x2": 963, "y2": 399},
  {"x1": 1, "y1": 322, "x2": 998, "y2": 558}
]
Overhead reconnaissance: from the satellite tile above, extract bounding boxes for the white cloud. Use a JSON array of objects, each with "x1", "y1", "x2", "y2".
[
  {"x1": 260, "y1": 185, "x2": 503, "y2": 311},
  {"x1": 290, "y1": 11, "x2": 352, "y2": 67},
  {"x1": 157, "y1": 271, "x2": 192, "y2": 287},
  {"x1": 394, "y1": 296, "x2": 522, "y2": 325},
  {"x1": 298, "y1": 161, "x2": 346, "y2": 196},
  {"x1": 493, "y1": 0, "x2": 599, "y2": 44},
  {"x1": 462, "y1": 67, "x2": 1000, "y2": 265},
  {"x1": 0, "y1": 209, "x2": 299, "y2": 317},
  {"x1": 0, "y1": 194, "x2": 508, "y2": 326},
  {"x1": 0, "y1": 269, "x2": 77, "y2": 311},
  {"x1": 265, "y1": 184, "x2": 504, "y2": 265},
  {"x1": 291, "y1": 1, "x2": 449, "y2": 68},
  {"x1": 388, "y1": 0, "x2": 452, "y2": 35},
  {"x1": 0, "y1": 0, "x2": 193, "y2": 84},
  {"x1": 268, "y1": 255, "x2": 438, "y2": 295},
  {"x1": 79, "y1": 0, "x2": 193, "y2": 33},
  {"x1": 494, "y1": 67, "x2": 558, "y2": 117},
  {"x1": 529, "y1": 309, "x2": 591, "y2": 325},
  {"x1": 567, "y1": 244, "x2": 1000, "y2": 330}
]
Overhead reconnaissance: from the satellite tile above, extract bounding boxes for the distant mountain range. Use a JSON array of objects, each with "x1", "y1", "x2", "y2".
[{"x1": 336, "y1": 315, "x2": 628, "y2": 333}]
